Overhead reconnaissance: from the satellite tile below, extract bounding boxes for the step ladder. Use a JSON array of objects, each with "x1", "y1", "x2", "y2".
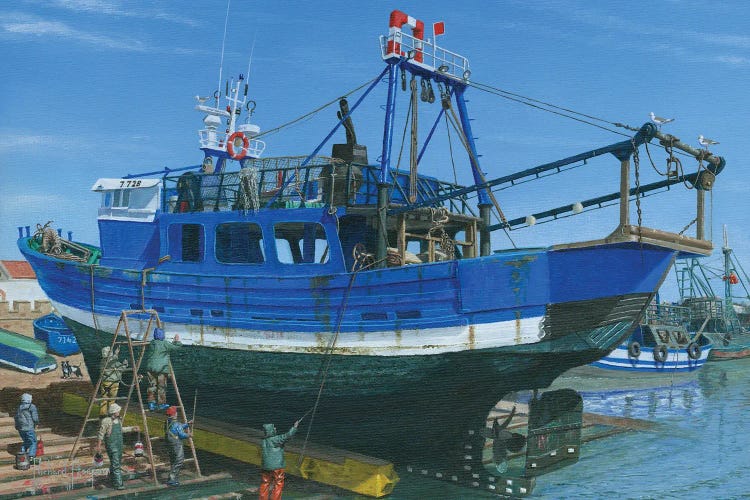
[{"x1": 68, "y1": 309, "x2": 201, "y2": 484}]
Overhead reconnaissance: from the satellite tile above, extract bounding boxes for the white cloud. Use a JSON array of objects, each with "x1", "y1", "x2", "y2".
[
  {"x1": 715, "y1": 55, "x2": 750, "y2": 67},
  {"x1": 0, "y1": 132, "x2": 94, "y2": 152},
  {"x1": 42, "y1": 0, "x2": 200, "y2": 27},
  {"x1": 517, "y1": 2, "x2": 750, "y2": 69},
  {"x1": 0, "y1": 12, "x2": 148, "y2": 51}
]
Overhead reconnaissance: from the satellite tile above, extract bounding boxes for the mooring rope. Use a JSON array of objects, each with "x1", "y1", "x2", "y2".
[{"x1": 297, "y1": 266, "x2": 360, "y2": 467}]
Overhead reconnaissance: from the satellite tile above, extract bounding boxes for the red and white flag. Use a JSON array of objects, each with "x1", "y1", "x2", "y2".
[{"x1": 433, "y1": 21, "x2": 445, "y2": 37}]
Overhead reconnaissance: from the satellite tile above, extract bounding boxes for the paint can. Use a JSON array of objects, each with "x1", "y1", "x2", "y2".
[{"x1": 15, "y1": 452, "x2": 29, "y2": 470}]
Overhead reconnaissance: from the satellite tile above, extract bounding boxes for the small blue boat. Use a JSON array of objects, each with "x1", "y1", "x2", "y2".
[
  {"x1": 0, "y1": 327, "x2": 57, "y2": 374},
  {"x1": 33, "y1": 313, "x2": 80, "y2": 356},
  {"x1": 590, "y1": 302, "x2": 712, "y2": 373}
]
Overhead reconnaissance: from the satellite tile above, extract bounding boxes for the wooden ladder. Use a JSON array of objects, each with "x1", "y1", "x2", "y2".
[{"x1": 68, "y1": 309, "x2": 201, "y2": 484}]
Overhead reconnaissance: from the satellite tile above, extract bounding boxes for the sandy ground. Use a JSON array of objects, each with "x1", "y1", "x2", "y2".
[
  {"x1": 0, "y1": 326, "x2": 92, "y2": 391},
  {"x1": 0, "y1": 324, "x2": 94, "y2": 431}
]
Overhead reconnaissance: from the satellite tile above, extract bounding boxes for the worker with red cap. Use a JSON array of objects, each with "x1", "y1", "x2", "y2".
[{"x1": 164, "y1": 406, "x2": 191, "y2": 486}]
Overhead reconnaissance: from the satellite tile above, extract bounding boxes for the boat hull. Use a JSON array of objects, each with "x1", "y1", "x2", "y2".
[
  {"x1": 33, "y1": 314, "x2": 81, "y2": 356},
  {"x1": 0, "y1": 328, "x2": 57, "y2": 374},
  {"x1": 20, "y1": 237, "x2": 677, "y2": 464},
  {"x1": 590, "y1": 340, "x2": 711, "y2": 373},
  {"x1": 67, "y1": 312, "x2": 639, "y2": 464}
]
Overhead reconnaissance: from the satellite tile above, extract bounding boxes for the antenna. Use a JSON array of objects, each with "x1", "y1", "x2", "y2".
[
  {"x1": 216, "y1": 0, "x2": 232, "y2": 105},
  {"x1": 245, "y1": 33, "x2": 257, "y2": 82}
]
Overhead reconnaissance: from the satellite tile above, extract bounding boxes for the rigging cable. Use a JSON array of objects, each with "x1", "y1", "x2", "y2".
[
  {"x1": 441, "y1": 97, "x2": 516, "y2": 248},
  {"x1": 467, "y1": 80, "x2": 629, "y2": 137},
  {"x1": 253, "y1": 75, "x2": 382, "y2": 141}
]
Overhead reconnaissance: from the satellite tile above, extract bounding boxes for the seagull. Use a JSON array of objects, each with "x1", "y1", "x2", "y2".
[
  {"x1": 698, "y1": 135, "x2": 719, "y2": 148},
  {"x1": 650, "y1": 112, "x2": 674, "y2": 128}
]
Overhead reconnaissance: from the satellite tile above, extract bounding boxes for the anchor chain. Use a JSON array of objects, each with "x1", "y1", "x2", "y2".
[{"x1": 631, "y1": 138, "x2": 643, "y2": 247}]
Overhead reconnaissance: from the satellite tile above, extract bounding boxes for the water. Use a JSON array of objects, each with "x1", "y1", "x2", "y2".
[{"x1": 382, "y1": 358, "x2": 750, "y2": 499}]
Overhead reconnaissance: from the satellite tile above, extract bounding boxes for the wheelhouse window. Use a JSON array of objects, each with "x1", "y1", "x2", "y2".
[
  {"x1": 216, "y1": 223, "x2": 265, "y2": 264},
  {"x1": 274, "y1": 222, "x2": 329, "y2": 264},
  {"x1": 113, "y1": 189, "x2": 130, "y2": 208},
  {"x1": 169, "y1": 223, "x2": 204, "y2": 262}
]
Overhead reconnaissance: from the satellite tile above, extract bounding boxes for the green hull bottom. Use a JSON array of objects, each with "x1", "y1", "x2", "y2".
[{"x1": 68, "y1": 318, "x2": 632, "y2": 467}]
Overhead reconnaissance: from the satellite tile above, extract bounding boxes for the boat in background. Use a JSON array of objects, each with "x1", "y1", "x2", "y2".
[
  {"x1": 0, "y1": 327, "x2": 57, "y2": 374},
  {"x1": 33, "y1": 313, "x2": 81, "y2": 356},
  {"x1": 675, "y1": 226, "x2": 750, "y2": 360},
  {"x1": 16, "y1": 10, "x2": 726, "y2": 466},
  {"x1": 590, "y1": 301, "x2": 712, "y2": 373}
]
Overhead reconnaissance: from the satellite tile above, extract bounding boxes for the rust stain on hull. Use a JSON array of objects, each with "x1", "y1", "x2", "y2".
[{"x1": 515, "y1": 310, "x2": 522, "y2": 344}]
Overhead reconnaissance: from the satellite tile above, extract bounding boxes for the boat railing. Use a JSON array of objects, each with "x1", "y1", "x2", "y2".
[
  {"x1": 681, "y1": 296, "x2": 745, "y2": 334},
  {"x1": 160, "y1": 156, "x2": 476, "y2": 215},
  {"x1": 198, "y1": 129, "x2": 266, "y2": 158},
  {"x1": 643, "y1": 302, "x2": 692, "y2": 326},
  {"x1": 379, "y1": 32, "x2": 470, "y2": 80}
]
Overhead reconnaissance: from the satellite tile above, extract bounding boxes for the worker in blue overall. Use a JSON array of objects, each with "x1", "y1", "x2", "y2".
[
  {"x1": 96, "y1": 402, "x2": 124, "y2": 490},
  {"x1": 164, "y1": 405, "x2": 192, "y2": 486}
]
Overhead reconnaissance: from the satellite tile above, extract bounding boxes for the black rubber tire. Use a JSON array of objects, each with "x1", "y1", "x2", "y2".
[
  {"x1": 687, "y1": 342, "x2": 701, "y2": 360},
  {"x1": 628, "y1": 341, "x2": 641, "y2": 358},
  {"x1": 653, "y1": 344, "x2": 668, "y2": 363}
]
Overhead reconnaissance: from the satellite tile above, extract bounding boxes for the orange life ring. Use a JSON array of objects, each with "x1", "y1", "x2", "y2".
[{"x1": 226, "y1": 131, "x2": 249, "y2": 160}]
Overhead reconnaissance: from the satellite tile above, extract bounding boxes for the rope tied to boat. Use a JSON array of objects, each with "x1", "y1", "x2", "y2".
[{"x1": 297, "y1": 261, "x2": 364, "y2": 467}]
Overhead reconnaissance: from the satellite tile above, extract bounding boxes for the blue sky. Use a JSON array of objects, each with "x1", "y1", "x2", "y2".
[{"x1": 1, "y1": 0, "x2": 749, "y2": 301}]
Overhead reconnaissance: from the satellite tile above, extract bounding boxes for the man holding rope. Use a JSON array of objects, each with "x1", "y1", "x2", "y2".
[{"x1": 259, "y1": 419, "x2": 299, "y2": 500}]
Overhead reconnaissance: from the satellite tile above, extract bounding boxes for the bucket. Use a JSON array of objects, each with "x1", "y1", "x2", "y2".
[
  {"x1": 134, "y1": 441, "x2": 144, "y2": 457},
  {"x1": 35, "y1": 437, "x2": 44, "y2": 457},
  {"x1": 93, "y1": 453, "x2": 104, "y2": 467},
  {"x1": 15, "y1": 452, "x2": 29, "y2": 470}
]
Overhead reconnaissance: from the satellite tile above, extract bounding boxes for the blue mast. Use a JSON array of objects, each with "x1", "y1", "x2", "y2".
[{"x1": 453, "y1": 85, "x2": 492, "y2": 256}]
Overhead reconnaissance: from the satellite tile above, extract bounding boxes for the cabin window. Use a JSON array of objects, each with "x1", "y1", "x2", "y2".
[
  {"x1": 216, "y1": 223, "x2": 265, "y2": 264},
  {"x1": 169, "y1": 223, "x2": 204, "y2": 262},
  {"x1": 112, "y1": 189, "x2": 130, "y2": 208},
  {"x1": 274, "y1": 222, "x2": 329, "y2": 264}
]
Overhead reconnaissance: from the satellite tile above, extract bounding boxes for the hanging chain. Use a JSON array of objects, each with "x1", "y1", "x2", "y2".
[
  {"x1": 430, "y1": 207, "x2": 455, "y2": 260},
  {"x1": 631, "y1": 138, "x2": 643, "y2": 246}
]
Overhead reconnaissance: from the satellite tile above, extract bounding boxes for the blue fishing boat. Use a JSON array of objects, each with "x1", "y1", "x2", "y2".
[
  {"x1": 33, "y1": 313, "x2": 81, "y2": 356},
  {"x1": 675, "y1": 226, "x2": 750, "y2": 360},
  {"x1": 0, "y1": 327, "x2": 57, "y2": 374},
  {"x1": 590, "y1": 302, "x2": 712, "y2": 373},
  {"x1": 17, "y1": 10, "x2": 725, "y2": 465}
]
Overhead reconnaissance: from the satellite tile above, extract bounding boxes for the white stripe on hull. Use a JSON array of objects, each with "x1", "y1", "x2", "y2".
[
  {"x1": 53, "y1": 301, "x2": 546, "y2": 356},
  {"x1": 594, "y1": 344, "x2": 710, "y2": 372}
]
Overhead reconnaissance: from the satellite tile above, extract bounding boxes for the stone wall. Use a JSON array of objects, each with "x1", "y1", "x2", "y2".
[{"x1": 0, "y1": 300, "x2": 53, "y2": 336}]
